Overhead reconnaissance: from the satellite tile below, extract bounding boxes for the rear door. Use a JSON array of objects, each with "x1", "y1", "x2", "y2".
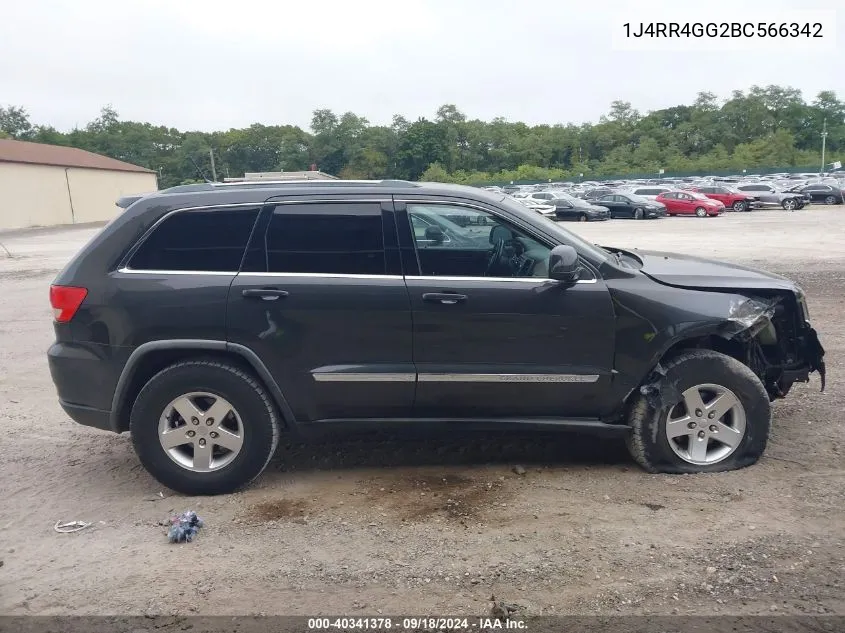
[
  {"x1": 397, "y1": 199, "x2": 615, "y2": 419},
  {"x1": 227, "y1": 198, "x2": 414, "y2": 422}
]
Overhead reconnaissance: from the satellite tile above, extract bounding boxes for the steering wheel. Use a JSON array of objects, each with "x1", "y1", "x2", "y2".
[{"x1": 485, "y1": 237, "x2": 505, "y2": 276}]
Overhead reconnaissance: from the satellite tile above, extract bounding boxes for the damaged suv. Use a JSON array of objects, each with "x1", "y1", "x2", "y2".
[{"x1": 48, "y1": 181, "x2": 826, "y2": 494}]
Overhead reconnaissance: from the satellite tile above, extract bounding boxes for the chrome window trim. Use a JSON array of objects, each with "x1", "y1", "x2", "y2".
[
  {"x1": 116, "y1": 270, "x2": 595, "y2": 283},
  {"x1": 238, "y1": 272, "x2": 403, "y2": 280},
  {"x1": 405, "y1": 275, "x2": 597, "y2": 285},
  {"x1": 117, "y1": 268, "x2": 236, "y2": 276}
]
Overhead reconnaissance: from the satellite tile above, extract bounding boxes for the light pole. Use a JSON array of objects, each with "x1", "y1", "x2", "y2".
[{"x1": 821, "y1": 118, "x2": 828, "y2": 175}]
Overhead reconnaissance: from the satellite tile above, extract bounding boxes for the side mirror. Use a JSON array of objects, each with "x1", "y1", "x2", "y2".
[
  {"x1": 424, "y1": 226, "x2": 446, "y2": 243},
  {"x1": 548, "y1": 245, "x2": 580, "y2": 283}
]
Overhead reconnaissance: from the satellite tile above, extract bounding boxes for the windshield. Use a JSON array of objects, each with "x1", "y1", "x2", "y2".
[{"x1": 497, "y1": 196, "x2": 610, "y2": 263}]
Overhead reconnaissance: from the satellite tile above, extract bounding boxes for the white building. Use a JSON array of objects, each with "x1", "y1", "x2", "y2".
[{"x1": 0, "y1": 138, "x2": 158, "y2": 230}]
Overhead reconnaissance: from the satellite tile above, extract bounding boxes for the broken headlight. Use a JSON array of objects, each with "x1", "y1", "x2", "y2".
[{"x1": 795, "y1": 287, "x2": 810, "y2": 322}]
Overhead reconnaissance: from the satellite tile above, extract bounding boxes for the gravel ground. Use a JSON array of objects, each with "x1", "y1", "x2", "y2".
[{"x1": 0, "y1": 208, "x2": 842, "y2": 617}]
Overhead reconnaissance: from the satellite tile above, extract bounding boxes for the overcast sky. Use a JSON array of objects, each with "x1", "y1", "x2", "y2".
[{"x1": 1, "y1": 0, "x2": 841, "y2": 132}]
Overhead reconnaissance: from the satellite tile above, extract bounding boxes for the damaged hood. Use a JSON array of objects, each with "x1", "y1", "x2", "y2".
[{"x1": 630, "y1": 250, "x2": 798, "y2": 292}]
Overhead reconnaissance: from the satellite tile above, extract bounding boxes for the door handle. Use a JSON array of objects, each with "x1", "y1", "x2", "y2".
[
  {"x1": 422, "y1": 292, "x2": 468, "y2": 305},
  {"x1": 242, "y1": 288, "x2": 289, "y2": 300}
]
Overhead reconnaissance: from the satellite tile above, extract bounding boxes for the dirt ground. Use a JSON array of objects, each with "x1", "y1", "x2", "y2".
[{"x1": 0, "y1": 209, "x2": 843, "y2": 618}]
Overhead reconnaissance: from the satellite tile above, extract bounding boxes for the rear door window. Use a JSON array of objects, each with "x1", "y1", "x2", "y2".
[
  {"x1": 128, "y1": 207, "x2": 260, "y2": 272},
  {"x1": 264, "y1": 203, "x2": 386, "y2": 275}
]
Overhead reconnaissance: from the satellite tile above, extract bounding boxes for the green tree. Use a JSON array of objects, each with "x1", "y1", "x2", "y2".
[{"x1": 0, "y1": 105, "x2": 34, "y2": 139}]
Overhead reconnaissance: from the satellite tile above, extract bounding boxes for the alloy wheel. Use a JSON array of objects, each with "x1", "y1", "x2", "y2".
[
  {"x1": 732, "y1": 201, "x2": 746, "y2": 212},
  {"x1": 783, "y1": 199, "x2": 796, "y2": 211},
  {"x1": 665, "y1": 383, "x2": 747, "y2": 465},
  {"x1": 825, "y1": 195, "x2": 837, "y2": 205},
  {"x1": 158, "y1": 392, "x2": 244, "y2": 472},
  {"x1": 695, "y1": 207, "x2": 707, "y2": 217}
]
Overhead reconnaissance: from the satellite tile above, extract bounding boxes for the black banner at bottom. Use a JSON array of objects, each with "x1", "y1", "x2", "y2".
[
  {"x1": 0, "y1": 616, "x2": 842, "y2": 633},
  {"x1": 0, "y1": 615, "x2": 845, "y2": 633}
]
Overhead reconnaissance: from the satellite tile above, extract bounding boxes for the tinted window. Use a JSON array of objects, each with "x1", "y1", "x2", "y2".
[
  {"x1": 129, "y1": 207, "x2": 259, "y2": 272},
  {"x1": 265, "y1": 204, "x2": 385, "y2": 275}
]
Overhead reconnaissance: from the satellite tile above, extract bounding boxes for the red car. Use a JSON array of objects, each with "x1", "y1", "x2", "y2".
[
  {"x1": 656, "y1": 191, "x2": 725, "y2": 217},
  {"x1": 689, "y1": 186, "x2": 754, "y2": 212}
]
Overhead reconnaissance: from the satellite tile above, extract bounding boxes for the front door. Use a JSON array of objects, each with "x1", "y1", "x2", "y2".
[
  {"x1": 227, "y1": 199, "x2": 414, "y2": 422},
  {"x1": 397, "y1": 201, "x2": 616, "y2": 419}
]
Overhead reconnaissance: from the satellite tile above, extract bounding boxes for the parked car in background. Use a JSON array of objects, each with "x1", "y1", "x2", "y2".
[
  {"x1": 656, "y1": 191, "x2": 725, "y2": 217},
  {"x1": 514, "y1": 197, "x2": 557, "y2": 217},
  {"x1": 797, "y1": 183, "x2": 845, "y2": 205},
  {"x1": 549, "y1": 193, "x2": 610, "y2": 222},
  {"x1": 630, "y1": 186, "x2": 673, "y2": 200},
  {"x1": 596, "y1": 194, "x2": 666, "y2": 219},
  {"x1": 690, "y1": 186, "x2": 755, "y2": 212},
  {"x1": 735, "y1": 183, "x2": 805, "y2": 210},
  {"x1": 526, "y1": 191, "x2": 572, "y2": 203},
  {"x1": 579, "y1": 187, "x2": 616, "y2": 202}
]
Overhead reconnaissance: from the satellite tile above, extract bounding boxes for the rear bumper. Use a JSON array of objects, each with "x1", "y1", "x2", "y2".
[
  {"x1": 48, "y1": 341, "x2": 126, "y2": 431},
  {"x1": 59, "y1": 400, "x2": 113, "y2": 431}
]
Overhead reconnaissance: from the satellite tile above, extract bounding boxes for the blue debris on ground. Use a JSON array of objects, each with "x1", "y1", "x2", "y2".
[{"x1": 167, "y1": 511, "x2": 204, "y2": 543}]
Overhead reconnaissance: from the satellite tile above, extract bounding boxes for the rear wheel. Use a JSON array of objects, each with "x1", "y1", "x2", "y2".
[
  {"x1": 732, "y1": 200, "x2": 747, "y2": 212},
  {"x1": 824, "y1": 195, "x2": 837, "y2": 205},
  {"x1": 782, "y1": 198, "x2": 797, "y2": 211},
  {"x1": 626, "y1": 350, "x2": 770, "y2": 474},
  {"x1": 130, "y1": 360, "x2": 280, "y2": 495},
  {"x1": 695, "y1": 207, "x2": 707, "y2": 217}
]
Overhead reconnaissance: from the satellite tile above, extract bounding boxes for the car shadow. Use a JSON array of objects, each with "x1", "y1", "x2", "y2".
[{"x1": 265, "y1": 427, "x2": 632, "y2": 474}]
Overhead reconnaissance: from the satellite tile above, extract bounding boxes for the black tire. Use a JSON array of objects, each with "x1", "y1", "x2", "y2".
[
  {"x1": 625, "y1": 350, "x2": 770, "y2": 474},
  {"x1": 824, "y1": 195, "x2": 837, "y2": 205},
  {"x1": 732, "y1": 200, "x2": 747, "y2": 212},
  {"x1": 633, "y1": 208, "x2": 644, "y2": 220},
  {"x1": 130, "y1": 360, "x2": 280, "y2": 495},
  {"x1": 578, "y1": 213, "x2": 587, "y2": 222},
  {"x1": 695, "y1": 207, "x2": 707, "y2": 217},
  {"x1": 782, "y1": 198, "x2": 797, "y2": 211}
]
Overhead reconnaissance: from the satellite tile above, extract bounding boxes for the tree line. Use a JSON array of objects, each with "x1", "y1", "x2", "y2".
[{"x1": 1, "y1": 85, "x2": 842, "y2": 188}]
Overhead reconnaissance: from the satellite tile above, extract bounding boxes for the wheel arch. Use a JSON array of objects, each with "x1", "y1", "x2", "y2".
[
  {"x1": 618, "y1": 329, "x2": 756, "y2": 420},
  {"x1": 110, "y1": 339, "x2": 296, "y2": 432}
]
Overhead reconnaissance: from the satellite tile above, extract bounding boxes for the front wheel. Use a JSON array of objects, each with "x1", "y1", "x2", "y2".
[
  {"x1": 579, "y1": 213, "x2": 587, "y2": 222},
  {"x1": 130, "y1": 360, "x2": 281, "y2": 495},
  {"x1": 633, "y1": 208, "x2": 644, "y2": 220},
  {"x1": 626, "y1": 350, "x2": 770, "y2": 474},
  {"x1": 782, "y1": 198, "x2": 797, "y2": 211},
  {"x1": 695, "y1": 207, "x2": 707, "y2": 217},
  {"x1": 732, "y1": 200, "x2": 747, "y2": 212}
]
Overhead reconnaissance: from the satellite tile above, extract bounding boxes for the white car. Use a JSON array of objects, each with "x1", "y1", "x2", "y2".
[
  {"x1": 630, "y1": 186, "x2": 674, "y2": 201},
  {"x1": 508, "y1": 196, "x2": 556, "y2": 216}
]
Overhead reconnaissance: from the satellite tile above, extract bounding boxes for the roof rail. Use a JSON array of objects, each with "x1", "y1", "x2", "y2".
[
  {"x1": 214, "y1": 179, "x2": 419, "y2": 188},
  {"x1": 158, "y1": 179, "x2": 420, "y2": 195}
]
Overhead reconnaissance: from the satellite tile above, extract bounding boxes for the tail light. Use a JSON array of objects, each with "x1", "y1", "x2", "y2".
[{"x1": 50, "y1": 285, "x2": 88, "y2": 323}]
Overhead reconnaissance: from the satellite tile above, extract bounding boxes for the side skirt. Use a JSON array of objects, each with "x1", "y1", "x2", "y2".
[{"x1": 292, "y1": 417, "x2": 630, "y2": 440}]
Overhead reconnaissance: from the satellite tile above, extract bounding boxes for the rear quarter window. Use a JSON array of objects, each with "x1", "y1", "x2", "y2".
[{"x1": 127, "y1": 207, "x2": 260, "y2": 272}]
